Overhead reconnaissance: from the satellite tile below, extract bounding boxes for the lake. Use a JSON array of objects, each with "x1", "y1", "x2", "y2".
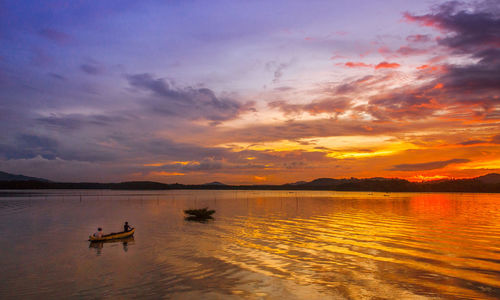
[{"x1": 0, "y1": 190, "x2": 499, "y2": 299}]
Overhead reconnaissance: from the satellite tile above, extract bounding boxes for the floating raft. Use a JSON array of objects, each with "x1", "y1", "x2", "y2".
[
  {"x1": 184, "y1": 207, "x2": 215, "y2": 219},
  {"x1": 89, "y1": 228, "x2": 135, "y2": 242}
]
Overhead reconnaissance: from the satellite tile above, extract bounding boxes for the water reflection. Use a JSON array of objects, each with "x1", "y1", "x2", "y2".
[
  {"x1": 89, "y1": 236, "x2": 135, "y2": 255},
  {"x1": 0, "y1": 190, "x2": 498, "y2": 299}
]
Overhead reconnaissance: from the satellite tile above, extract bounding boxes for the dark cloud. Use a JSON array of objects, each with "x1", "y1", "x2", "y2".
[
  {"x1": 154, "y1": 158, "x2": 269, "y2": 172},
  {"x1": 364, "y1": 1, "x2": 500, "y2": 122},
  {"x1": 126, "y1": 73, "x2": 254, "y2": 122},
  {"x1": 462, "y1": 134, "x2": 500, "y2": 145},
  {"x1": 405, "y1": 1, "x2": 500, "y2": 53},
  {"x1": 80, "y1": 63, "x2": 104, "y2": 75},
  {"x1": 405, "y1": 1, "x2": 500, "y2": 91},
  {"x1": 48, "y1": 73, "x2": 66, "y2": 80},
  {"x1": 37, "y1": 113, "x2": 132, "y2": 131},
  {"x1": 492, "y1": 134, "x2": 500, "y2": 144},
  {"x1": 113, "y1": 134, "x2": 233, "y2": 162},
  {"x1": 459, "y1": 139, "x2": 487, "y2": 146},
  {"x1": 406, "y1": 34, "x2": 431, "y2": 43},
  {"x1": 266, "y1": 61, "x2": 291, "y2": 84},
  {"x1": 0, "y1": 134, "x2": 58, "y2": 160},
  {"x1": 363, "y1": 88, "x2": 441, "y2": 121},
  {"x1": 283, "y1": 161, "x2": 308, "y2": 169},
  {"x1": 396, "y1": 46, "x2": 429, "y2": 56},
  {"x1": 389, "y1": 158, "x2": 470, "y2": 171},
  {"x1": 439, "y1": 51, "x2": 500, "y2": 92},
  {"x1": 38, "y1": 29, "x2": 71, "y2": 45},
  {"x1": 269, "y1": 97, "x2": 351, "y2": 117}
]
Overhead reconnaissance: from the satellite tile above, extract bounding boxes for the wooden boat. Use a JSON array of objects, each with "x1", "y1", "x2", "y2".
[{"x1": 88, "y1": 228, "x2": 135, "y2": 242}]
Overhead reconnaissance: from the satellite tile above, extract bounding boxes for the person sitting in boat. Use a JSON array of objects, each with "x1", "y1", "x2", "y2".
[
  {"x1": 124, "y1": 222, "x2": 131, "y2": 232},
  {"x1": 93, "y1": 227, "x2": 103, "y2": 238}
]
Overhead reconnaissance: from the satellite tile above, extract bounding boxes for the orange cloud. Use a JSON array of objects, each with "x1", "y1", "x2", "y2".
[
  {"x1": 341, "y1": 61, "x2": 373, "y2": 68},
  {"x1": 375, "y1": 61, "x2": 400, "y2": 69},
  {"x1": 433, "y1": 83, "x2": 444, "y2": 89},
  {"x1": 150, "y1": 171, "x2": 185, "y2": 176}
]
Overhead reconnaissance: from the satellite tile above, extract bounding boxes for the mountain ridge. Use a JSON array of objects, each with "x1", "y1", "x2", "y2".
[
  {"x1": 1, "y1": 171, "x2": 500, "y2": 192},
  {"x1": 0, "y1": 171, "x2": 50, "y2": 182}
]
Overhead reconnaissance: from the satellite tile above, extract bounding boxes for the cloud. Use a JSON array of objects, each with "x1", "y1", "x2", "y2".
[
  {"x1": 38, "y1": 28, "x2": 71, "y2": 45},
  {"x1": 404, "y1": 1, "x2": 500, "y2": 53},
  {"x1": 217, "y1": 118, "x2": 414, "y2": 143},
  {"x1": 460, "y1": 134, "x2": 500, "y2": 145},
  {"x1": 362, "y1": 1, "x2": 500, "y2": 122},
  {"x1": 396, "y1": 46, "x2": 429, "y2": 56},
  {"x1": 37, "y1": 113, "x2": 132, "y2": 131},
  {"x1": 492, "y1": 134, "x2": 500, "y2": 144},
  {"x1": 266, "y1": 61, "x2": 292, "y2": 83},
  {"x1": 375, "y1": 61, "x2": 400, "y2": 69},
  {"x1": 48, "y1": 73, "x2": 66, "y2": 80},
  {"x1": 340, "y1": 62, "x2": 372, "y2": 68},
  {"x1": 126, "y1": 73, "x2": 255, "y2": 122},
  {"x1": 406, "y1": 34, "x2": 431, "y2": 43},
  {"x1": 182, "y1": 160, "x2": 223, "y2": 171},
  {"x1": 268, "y1": 97, "x2": 351, "y2": 116},
  {"x1": 459, "y1": 139, "x2": 487, "y2": 146},
  {"x1": 80, "y1": 63, "x2": 104, "y2": 75},
  {"x1": 152, "y1": 158, "x2": 269, "y2": 173},
  {"x1": 389, "y1": 158, "x2": 470, "y2": 171},
  {"x1": 0, "y1": 134, "x2": 58, "y2": 160}
]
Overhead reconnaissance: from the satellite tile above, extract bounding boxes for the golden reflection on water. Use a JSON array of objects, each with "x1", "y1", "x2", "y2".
[{"x1": 0, "y1": 190, "x2": 499, "y2": 299}]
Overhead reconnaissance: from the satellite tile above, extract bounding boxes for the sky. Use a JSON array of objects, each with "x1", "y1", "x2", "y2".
[{"x1": 0, "y1": 0, "x2": 499, "y2": 184}]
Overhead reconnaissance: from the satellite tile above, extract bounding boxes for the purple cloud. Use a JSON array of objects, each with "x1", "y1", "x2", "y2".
[
  {"x1": 80, "y1": 63, "x2": 104, "y2": 75},
  {"x1": 126, "y1": 73, "x2": 255, "y2": 122},
  {"x1": 38, "y1": 28, "x2": 71, "y2": 45},
  {"x1": 269, "y1": 97, "x2": 351, "y2": 117},
  {"x1": 389, "y1": 158, "x2": 470, "y2": 171}
]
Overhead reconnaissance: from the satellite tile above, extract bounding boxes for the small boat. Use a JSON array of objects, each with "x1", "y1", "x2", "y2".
[
  {"x1": 88, "y1": 228, "x2": 135, "y2": 242},
  {"x1": 184, "y1": 207, "x2": 215, "y2": 218}
]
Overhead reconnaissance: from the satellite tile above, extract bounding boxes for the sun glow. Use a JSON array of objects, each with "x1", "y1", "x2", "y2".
[
  {"x1": 407, "y1": 175, "x2": 450, "y2": 182},
  {"x1": 220, "y1": 136, "x2": 419, "y2": 156}
]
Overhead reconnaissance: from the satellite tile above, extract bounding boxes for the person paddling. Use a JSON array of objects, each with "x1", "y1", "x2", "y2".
[
  {"x1": 93, "y1": 227, "x2": 103, "y2": 238},
  {"x1": 124, "y1": 222, "x2": 132, "y2": 232}
]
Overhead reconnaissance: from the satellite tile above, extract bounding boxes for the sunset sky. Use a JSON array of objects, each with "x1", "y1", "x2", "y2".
[{"x1": 1, "y1": 0, "x2": 499, "y2": 184}]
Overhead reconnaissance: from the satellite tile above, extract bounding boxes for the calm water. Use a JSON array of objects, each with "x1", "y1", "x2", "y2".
[{"x1": 0, "y1": 190, "x2": 499, "y2": 299}]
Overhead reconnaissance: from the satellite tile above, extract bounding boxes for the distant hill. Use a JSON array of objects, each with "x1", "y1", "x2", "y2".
[
  {"x1": 301, "y1": 178, "x2": 342, "y2": 187},
  {"x1": 287, "y1": 181, "x2": 307, "y2": 186},
  {"x1": 1, "y1": 172, "x2": 500, "y2": 193},
  {"x1": 203, "y1": 181, "x2": 227, "y2": 186},
  {"x1": 476, "y1": 173, "x2": 500, "y2": 184},
  {"x1": 0, "y1": 171, "x2": 50, "y2": 182}
]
